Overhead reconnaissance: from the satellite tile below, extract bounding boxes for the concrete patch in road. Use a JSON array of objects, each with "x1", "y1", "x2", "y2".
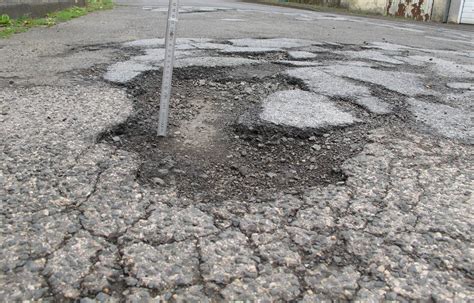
[
  {"x1": 446, "y1": 82, "x2": 474, "y2": 90},
  {"x1": 104, "y1": 55, "x2": 259, "y2": 83},
  {"x1": 338, "y1": 50, "x2": 405, "y2": 65},
  {"x1": 260, "y1": 90, "x2": 358, "y2": 129},
  {"x1": 323, "y1": 65, "x2": 430, "y2": 96},
  {"x1": 175, "y1": 56, "x2": 259, "y2": 68},
  {"x1": 105, "y1": 49, "x2": 212, "y2": 83},
  {"x1": 124, "y1": 38, "x2": 165, "y2": 48},
  {"x1": 288, "y1": 51, "x2": 318, "y2": 59},
  {"x1": 124, "y1": 38, "x2": 212, "y2": 49},
  {"x1": 366, "y1": 42, "x2": 412, "y2": 51},
  {"x1": 104, "y1": 61, "x2": 154, "y2": 83},
  {"x1": 286, "y1": 67, "x2": 370, "y2": 97},
  {"x1": 354, "y1": 96, "x2": 393, "y2": 114},
  {"x1": 408, "y1": 98, "x2": 473, "y2": 143},
  {"x1": 219, "y1": 46, "x2": 282, "y2": 54},
  {"x1": 230, "y1": 38, "x2": 316, "y2": 49},
  {"x1": 300, "y1": 45, "x2": 331, "y2": 53},
  {"x1": 274, "y1": 60, "x2": 322, "y2": 67},
  {"x1": 132, "y1": 48, "x2": 166, "y2": 63},
  {"x1": 133, "y1": 49, "x2": 204, "y2": 64},
  {"x1": 106, "y1": 39, "x2": 265, "y2": 83},
  {"x1": 401, "y1": 56, "x2": 474, "y2": 78},
  {"x1": 190, "y1": 42, "x2": 229, "y2": 50},
  {"x1": 191, "y1": 41, "x2": 281, "y2": 53},
  {"x1": 337, "y1": 61, "x2": 376, "y2": 67},
  {"x1": 444, "y1": 92, "x2": 474, "y2": 109}
]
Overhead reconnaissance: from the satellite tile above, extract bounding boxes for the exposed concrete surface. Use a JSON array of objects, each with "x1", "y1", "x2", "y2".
[
  {"x1": 446, "y1": 82, "x2": 474, "y2": 90},
  {"x1": 175, "y1": 56, "x2": 259, "y2": 68},
  {"x1": 323, "y1": 64, "x2": 430, "y2": 96},
  {"x1": 229, "y1": 38, "x2": 317, "y2": 49},
  {"x1": 104, "y1": 61, "x2": 155, "y2": 83},
  {"x1": 288, "y1": 51, "x2": 318, "y2": 59},
  {"x1": 260, "y1": 90, "x2": 358, "y2": 129},
  {"x1": 408, "y1": 98, "x2": 474, "y2": 143},
  {"x1": 275, "y1": 60, "x2": 322, "y2": 66},
  {"x1": 337, "y1": 49, "x2": 406, "y2": 64},
  {"x1": 286, "y1": 67, "x2": 371, "y2": 97},
  {"x1": 1, "y1": 0, "x2": 473, "y2": 301},
  {"x1": 355, "y1": 96, "x2": 393, "y2": 114}
]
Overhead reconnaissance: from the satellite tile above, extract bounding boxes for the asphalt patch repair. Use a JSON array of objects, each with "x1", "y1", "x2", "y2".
[{"x1": 98, "y1": 62, "x2": 409, "y2": 203}]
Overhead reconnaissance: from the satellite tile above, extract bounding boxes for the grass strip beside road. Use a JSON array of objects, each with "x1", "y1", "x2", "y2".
[{"x1": 0, "y1": 0, "x2": 113, "y2": 38}]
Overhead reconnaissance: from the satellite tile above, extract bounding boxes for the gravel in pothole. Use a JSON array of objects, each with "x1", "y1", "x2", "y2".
[{"x1": 98, "y1": 63, "x2": 408, "y2": 203}]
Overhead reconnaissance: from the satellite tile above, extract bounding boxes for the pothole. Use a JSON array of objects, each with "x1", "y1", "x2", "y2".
[
  {"x1": 94, "y1": 37, "x2": 472, "y2": 202},
  {"x1": 97, "y1": 62, "x2": 407, "y2": 203}
]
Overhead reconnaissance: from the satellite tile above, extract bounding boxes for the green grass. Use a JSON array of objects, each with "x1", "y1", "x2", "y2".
[{"x1": 0, "y1": 0, "x2": 113, "y2": 38}]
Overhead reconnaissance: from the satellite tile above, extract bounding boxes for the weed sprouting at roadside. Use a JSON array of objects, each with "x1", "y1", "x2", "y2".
[
  {"x1": 0, "y1": 14, "x2": 12, "y2": 26},
  {"x1": 0, "y1": 0, "x2": 113, "y2": 38}
]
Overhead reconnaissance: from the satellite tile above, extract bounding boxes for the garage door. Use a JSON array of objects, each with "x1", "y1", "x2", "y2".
[{"x1": 461, "y1": 0, "x2": 474, "y2": 24}]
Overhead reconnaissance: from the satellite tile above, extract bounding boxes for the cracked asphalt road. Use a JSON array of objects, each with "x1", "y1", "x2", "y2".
[{"x1": 1, "y1": 0, "x2": 473, "y2": 301}]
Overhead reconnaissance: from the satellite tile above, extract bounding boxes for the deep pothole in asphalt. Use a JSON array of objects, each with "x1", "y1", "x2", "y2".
[{"x1": 97, "y1": 60, "x2": 412, "y2": 203}]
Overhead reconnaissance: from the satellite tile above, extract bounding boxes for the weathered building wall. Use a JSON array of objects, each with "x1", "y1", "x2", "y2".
[
  {"x1": 387, "y1": 0, "x2": 454, "y2": 22},
  {"x1": 385, "y1": 0, "x2": 452, "y2": 21},
  {"x1": 447, "y1": 0, "x2": 463, "y2": 22},
  {"x1": 286, "y1": 0, "x2": 343, "y2": 7},
  {"x1": 288, "y1": 0, "x2": 387, "y2": 12},
  {"x1": 287, "y1": 0, "x2": 458, "y2": 22},
  {"x1": 431, "y1": 0, "x2": 449, "y2": 21},
  {"x1": 386, "y1": 0, "x2": 434, "y2": 21},
  {"x1": 341, "y1": 0, "x2": 387, "y2": 14},
  {"x1": 0, "y1": 0, "x2": 86, "y2": 18}
]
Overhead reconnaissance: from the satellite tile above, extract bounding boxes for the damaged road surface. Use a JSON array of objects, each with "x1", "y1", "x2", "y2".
[{"x1": 1, "y1": 1, "x2": 473, "y2": 302}]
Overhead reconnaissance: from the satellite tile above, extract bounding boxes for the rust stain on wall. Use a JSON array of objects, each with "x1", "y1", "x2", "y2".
[
  {"x1": 396, "y1": 1, "x2": 407, "y2": 16},
  {"x1": 386, "y1": 0, "x2": 432, "y2": 21},
  {"x1": 386, "y1": 0, "x2": 392, "y2": 15}
]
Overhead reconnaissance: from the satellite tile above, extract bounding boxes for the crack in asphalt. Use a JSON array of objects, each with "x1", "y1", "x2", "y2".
[{"x1": 2, "y1": 36, "x2": 473, "y2": 301}]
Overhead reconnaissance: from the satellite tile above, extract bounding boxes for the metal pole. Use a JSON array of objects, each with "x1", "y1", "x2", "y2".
[{"x1": 158, "y1": 0, "x2": 179, "y2": 137}]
